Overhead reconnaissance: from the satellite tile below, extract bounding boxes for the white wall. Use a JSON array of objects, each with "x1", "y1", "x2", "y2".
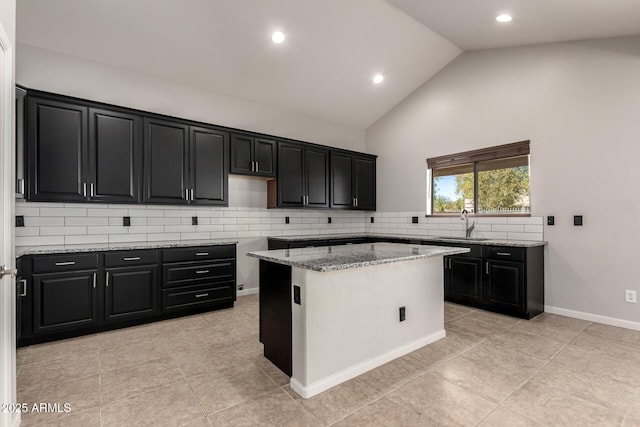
[
  {"x1": 366, "y1": 36, "x2": 640, "y2": 325},
  {"x1": 16, "y1": 44, "x2": 366, "y2": 152}
]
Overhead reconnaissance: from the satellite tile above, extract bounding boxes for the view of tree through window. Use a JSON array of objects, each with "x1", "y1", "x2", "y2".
[{"x1": 431, "y1": 155, "x2": 530, "y2": 215}]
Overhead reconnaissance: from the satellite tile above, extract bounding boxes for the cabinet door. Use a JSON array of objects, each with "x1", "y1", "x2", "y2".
[
  {"x1": 105, "y1": 266, "x2": 158, "y2": 322},
  {"x1": 354, "y1": 156, "x2": 375, "y2": 210},
  {"x1": 230, "y1": 134, "x2": 253, "y2": 175},
  {"x1": 33, "y1": 271, "x2": 98, "y2": 334},
  {"x1": 445, "y1": 256, "x2": 482, "y2": 305},
  {"x1": 27, "y1": 97, "x2": 88, "y2": 202},
  {"x1": 306, "y1": 146, "x2": 329, "y2": 208},
  {"x1": 330, "y1": 151, "x2": 354, "y2": 208},
  {"x1": 88, "y1": 108, "x2": 142, "y2": 203},
  {"x1": 277, "y1": 142, "x2": 304, "y2": 207},
  {"x1": 143, "y1": 118, "x2": 189, "y2": 204},
  {"x1": 190, "y1": 126, "x2": 229, "y2": 205},
  {"x1": 254, "y1": 138, "x2": 276, "y2": 177},
  {"x1": 485, "y1": 260, "x2": 525, "y2": 311}
]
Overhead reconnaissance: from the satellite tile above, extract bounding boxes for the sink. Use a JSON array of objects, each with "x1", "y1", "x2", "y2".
[{"x1": 435, "y1": 237, "x2": 489, "y2": 241}]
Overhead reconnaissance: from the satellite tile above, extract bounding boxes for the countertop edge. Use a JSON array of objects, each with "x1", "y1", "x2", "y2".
[{"x1": 267, "y1": 234, "x2": 546, "y2": 247}]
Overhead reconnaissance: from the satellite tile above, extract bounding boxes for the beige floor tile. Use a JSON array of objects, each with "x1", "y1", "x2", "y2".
[
  {"x1": 37, "y1": 407, "x2": 102, "y2": 427},
  {"x1": 444, "y1": 302, "x2": 475, "y2": 323},
  {"x1": 99, "y1": 335, "x2": 168, "y2": 372},
  {"x1": 21, "y1": 335, "x2": 98, "y2": 365},
  {"x1": 584, "y1": 322, "x2": 640, "y2": 344},
  {"x1": 333, "y1": 396, "x2": 434, "y2": 426},
  {"x1": 187, "y1": 365, "x2": 280, "y2": 414},
  {"x1": 499, "y1": 379, "x2": 624, "y2": 427},
  {"x1": 625, "y1": 418, "x2": 640, "y2": 427},
  {"x1": 97, "y1": 322, "x2": 160, "y2": 350},
  {"x1": 100, "y1": 357, "x2": 185, "y2": 403},
  {"x1": 387, "y1": 372, "x2": 497, "y2": 426},
  {"x1": 404, "y1": 330, "x2": 483, "y2": 370},
  {"x1": 18, "y1": 375, "x2": 100, "y2": 427},
  {"x1": 570, "y1": 331, "x2": 640, "y2": 364},
  {"x1": 478, "y1": 406, "x2": 545, "y2": 427},
  {"x1": 253, "y1": 355, "x2": 291, "y2": 386},
  {"x1": 180, "y1": 416, "x2": 212, "y2": 427},
  {"x1": 489, "y1": 329, "x2": 567, "y2": 360},
  {"x1": 529, "y1": 312, "x2": 590, "y2": 332},
  {"x1": 150, "y1": 313, "x2": 211, "y2": 335},
  {"x1": 357, "y1": 355, "x2": 426, "y2": 394},
  {"x1": 465, "y1": 310, "x2": 521, "y2": 328},
  {"x1": 207, "y1": 388, "x2": 321, "y2": 426},
  {"x1": 627, "y1": 394, "x2": 640, "y2": 419},
  {"x1": 17, "y1": 350, "x2": 99, "y2": 393},
  {"x1": 101, "y1": 380, "x2": 204, "y2": 427},
  {"x1": 509, "y1": 319, "x2": 582, "y2": 343},
  {"x1": 445, "y1": 315, "x2": 513, "y2": 338},
  {"x1": 171, "y1": 345, "x2": 218, "y2": 379},
  {"x1": 284, "y1": 378, "x2": 383, "y2": 425}
]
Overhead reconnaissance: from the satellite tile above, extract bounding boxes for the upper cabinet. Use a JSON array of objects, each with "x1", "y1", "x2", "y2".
[
  {"x1": 27, "y1": 96, "x2": 142, "y2": 203},
  {"x1": 143, "y1": 118, "x2": 229, "y2": 206},
  {"x1": 277, "y1": 141, "x2": 329, "y2": 208},
  {"x1": 230, "y1": 133, "x2": 276, "y2": 177},
  {"x1": 330, "y1": 151, "x2": 376, "y2": 210}
]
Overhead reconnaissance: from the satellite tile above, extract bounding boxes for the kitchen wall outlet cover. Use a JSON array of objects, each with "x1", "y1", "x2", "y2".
[
  {"x1": 293, "y1": 285, "x2": 301, "y2": 305},
  {"x1": 625, "y1": 290, "x2": 637, "y2": 303},
  {"x1": 15, "y1": 215, "x2": 24, "y2": 227},
  {"x1": 370, "y1": 217, "x2": 374, "y2": 223},
  {"x1": 399, "y1": 306, "x2": 406, "y2": 322},
  {"x1": 574, "y1": 215, "x2": 583, "y2": 226},
  {"x1": 547, "y1": 216, "x2": 555, "y2": 226},
  {"x1": 411, "y1": 216, "x2": 419, "y2": 224},
  {"x1": 328, "y1": 217, "x2": 332, "y2": 224},
  {"x1": 192, "y1": 216, "x2": 198, "y2": 225},
  {"x1": 285, "y1": 216, "x2": 290, "y2": 224},
  {"x1": 123, "y1": 216, "x2": 131, "y2": 226}
]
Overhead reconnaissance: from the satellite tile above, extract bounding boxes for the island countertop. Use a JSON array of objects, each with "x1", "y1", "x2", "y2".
[{"x1": 247, "y1": 242, "x2": 470, "y2": 272}]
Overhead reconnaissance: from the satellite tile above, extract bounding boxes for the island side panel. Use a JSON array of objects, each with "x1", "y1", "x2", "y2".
[
  {"x1": 291, "y1": 256, "x2": 445, "y2": 398},
  {"x1": 259, "y1": 260, "x2": 292, "y2": 376}
]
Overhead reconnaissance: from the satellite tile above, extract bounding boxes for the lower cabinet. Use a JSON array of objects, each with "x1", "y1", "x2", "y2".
[
  {"x1": 445, "y1": 255, "x2": 483, "y2": 306},
  {"x1": 17, "y1": 244, "x2": 236, "y2": 346},
  {"x1": 484, "y1": 259, "x2": 525, "y2": 312}
]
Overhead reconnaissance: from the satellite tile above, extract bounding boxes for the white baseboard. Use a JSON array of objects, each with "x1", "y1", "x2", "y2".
[
  {"x1": 545, "y1": 305, "x2": 640, "y2": 331},
  {"x1": 13, "y1": 413, "x2": 21, "y2": 427},
  {"x1": 237, "y1": 288, "x2": 259, "y2": 297},
  {"x1": 289, "y1": 329, "x2": 446, "y2": 399}
]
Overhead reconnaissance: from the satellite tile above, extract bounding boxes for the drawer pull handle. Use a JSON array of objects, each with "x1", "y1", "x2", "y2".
[
  {"x1": 55, "y1": 261, "x2": 76, "y2": 266},
  {"x1": 93, "y1": 272, "x2": 97, "y2": 289},
  {"x1": 123, "y1": 257, "x2": 141, "y2": 261},
  {"x1": 486, "y1": 262, "x2": 489, "y2": 274},
  {"x1": 105, "y1": 271, "x2": 110, "y2": 287},
  {"x1": 195, "y1": 293, "x2": 209, "y2": 298},
  {"x1": 195, "y1": 252, "x2": 209, "y2": 256},
  {"x1": 496, "y1": 252, "x2": 511, "y2": 256},
  {"x1": 196, "y1": 270, "x2": 210, "y2": 274}
]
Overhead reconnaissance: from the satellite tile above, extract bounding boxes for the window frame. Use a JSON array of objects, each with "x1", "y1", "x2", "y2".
[{"x1": 426, "y1": 140, "x2": 530, "y2": 217}]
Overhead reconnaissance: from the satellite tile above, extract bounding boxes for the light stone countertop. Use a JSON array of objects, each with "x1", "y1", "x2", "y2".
[
  {"x1": 267, "y1": 234, "x2": 546, "y2": 248},
  {"x1": 16, "y1": 239, "x2": 238, "y2": 257},
  {"x1": 247, "y1": 242, "x2": 470, "y2": 272}
]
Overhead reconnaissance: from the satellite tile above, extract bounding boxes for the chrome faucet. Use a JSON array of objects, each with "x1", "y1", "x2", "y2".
[{"x1": 461, "y1": 209, "x2": 475, "y2": 239}]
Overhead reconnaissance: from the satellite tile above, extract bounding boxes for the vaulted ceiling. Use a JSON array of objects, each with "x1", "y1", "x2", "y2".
[{"x1": 16, "y1": 0, "x2": 640, "y2": 129}]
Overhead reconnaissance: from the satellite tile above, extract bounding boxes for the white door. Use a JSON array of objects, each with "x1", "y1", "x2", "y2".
[{"x1": 0, "y1": 20, "x2": 17, "y2": 427}]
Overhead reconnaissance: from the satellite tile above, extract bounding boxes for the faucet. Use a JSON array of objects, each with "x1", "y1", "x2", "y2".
[{"x1": 461, "y1": 209, "x2": 475, "y2": 239}]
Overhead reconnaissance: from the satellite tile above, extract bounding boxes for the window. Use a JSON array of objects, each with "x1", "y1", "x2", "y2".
[{"x1": 427, "y1": 141, "x2": 530, "y2": 215}]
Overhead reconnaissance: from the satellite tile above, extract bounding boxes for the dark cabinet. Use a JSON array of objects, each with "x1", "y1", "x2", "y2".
[
  {"x1": 26, "y1": 97, "x2": 88, "y2": 202},
  {"x1": 445, "y1": 256, "x2": 483, "y2": 305},
  {"x1": 330, "y1": 151, "x2": 376, "y2": 210},
  {"x1": 230, "y1": 134, "x2": 276, "y2": 177},
  {"x1": 88, "y1": 108, "x2": 142, "y2": 203},
  {"x1": 277, "y1": 141, "x2": 329, "y2": 208},
  {"x1": 144, "y1": 119, "x2": 229, "y2": 205},
  {"x1": 485, "y1": 260, "x2": 525, "y2": 311}
]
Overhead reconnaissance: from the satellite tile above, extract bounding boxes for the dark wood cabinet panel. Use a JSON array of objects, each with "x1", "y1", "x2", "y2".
[
  {"x1": 485, "y1": 260, "x2": 525, "y2": 311},
  {"x1": 330, "y1": 152, "x2": 353, "y2": 208},
  {"x1": 330, "y1": 151, "x2": 376, "y2": 210},
  {"x1": 278, "y1": 142, "x2": 305, "y2": 207},
  {"x1": 89, "y1": 108, "x2": 142, "y2": 203},
  {"x1": 190, "y1": 126, "x2": 229, "y2": 205},
  {"x1": 230, "y1": 134, "x2": 276, "y2": 177},
  {"x1": 27, "y1": 97, "x2": 87, "y2": 201},
  {"x1": 306, "y1": 147, "x2": 329, "y2": 208},
  {"x1": 143, "y1": 118, "x2": 189, "y2": 204},
  {"x1": 354, "y1": 156, "x2": 376, "y2": 210},
  {"x1": 32, "y1": 271, "x2": 98, "y2": 334},
  {"x1": 445, "y1": 256, "x2": 483, "y2": 305},
  {"x1": 105, "y1": 266, "x2": 159, "y2": 322}
]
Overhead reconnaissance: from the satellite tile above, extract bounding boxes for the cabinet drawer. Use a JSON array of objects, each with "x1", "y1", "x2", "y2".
[
  {"x1": 162, "y1": 245, "x2": 235, "y2": 262},
  {"x1": 484, "y1": 246, "x2": 525, "y2": 262},
  {"x1": 33, "y1": 253, "x2": 98, "y2": 273},
  {"x1": 104, "y1": 250, "x2": 158, "y2": 267},
  {"x1": 164, "y1": 261, "x2": 234, "y2": 286},
  {"x1": 163, "y1": 282, "x2": 234, "y2": 310}
]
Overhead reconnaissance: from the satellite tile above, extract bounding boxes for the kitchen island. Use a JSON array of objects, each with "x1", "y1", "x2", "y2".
[{"x1": 247, "y1": 242, "x2": 469, "y2": 398}]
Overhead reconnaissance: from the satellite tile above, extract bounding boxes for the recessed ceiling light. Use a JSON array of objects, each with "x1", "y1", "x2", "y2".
[
  {"x1": 496, "y1": 14, "x2": 512, "y2": 23},
  {"x1": 272, "y1": 31, "x2": 285, "y2": 44},
  {"x1": 372, "y1": 74, "x2": 384, "y2": 84}
]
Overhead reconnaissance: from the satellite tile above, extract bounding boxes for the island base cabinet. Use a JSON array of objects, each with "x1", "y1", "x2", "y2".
[
  {"x1": 33, "y1": 271, "x2": 99, "y2": 335},
  {"x1": 163, "y1": 281, "x2": 234, "y2": 311},
  {"x1": 105, "y1": 266, "x2": 159, "y2": 322}
]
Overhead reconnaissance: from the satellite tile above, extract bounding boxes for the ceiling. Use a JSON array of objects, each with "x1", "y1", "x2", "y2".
[{"x1": 16, "y1": 1, "x2": 640, "y2": 130}]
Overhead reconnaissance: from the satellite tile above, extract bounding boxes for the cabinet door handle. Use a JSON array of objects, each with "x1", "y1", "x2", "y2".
[
  {"x1": 195, "y1": 252, "x2": 209, "y2": 256},
  {"x1": 251, "y1": 161, "x2": 255, "y2": 172},
  {"x1": 90, "y1": 183, "x2": 95, "y2": 197},
  {"x1": 355, "y1": 197, "x2": 358, "y2": 207},
  {"x1": 93, "y1": 272, "x2": 97, "y2": 289},
  {"x1": 195, "y1": 293, "x2": 209, "y2": 298},
  {"x1": 123, "y1": 257, "x2": 141, "y2": 261},
  {"x1": 486, "y1": 262, "x2": 489, "y2": 275},
  {"x1": 54, "y1": 261, "x2": 76, "y2": 266},
  {"x1": 105, "y1": 271, "x2": 110, "y2": 287},
  {"x1": 19, "y1": 279, "x2": 27, "y2": 297},
  {"x1": 255, "y1": 161, "x2": 259, "y2": 172},
  {"x1": 83, "y1": 182, "x2": 87, "y2": 197},
  {"x1": 496, "y1": 252, "x2": 511, "y2": 256},
  {"x1": 196, "y1": 270, "x2": 210, "y2": 274},
  {"x1": 191, "y1": 188, "x2": 195, "y2": 201},
  {"x1": 184, "y1": 188, "x2": 189, "y2": 200},
  {"x1": 17, "y1": 179, "x2": 25, "y2": 195}
]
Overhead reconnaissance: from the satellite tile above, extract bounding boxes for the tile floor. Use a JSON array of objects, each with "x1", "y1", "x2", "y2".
[{"x1": 15, "y1": 295, "x2": 640, "y2": 426}]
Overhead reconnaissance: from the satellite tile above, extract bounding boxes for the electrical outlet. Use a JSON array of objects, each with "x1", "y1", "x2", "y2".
[
  {"x1": 625, "y1": 290, "x2": 637, "y2": 303},
  {"x1": 238, "y1": 283, "x2": 244, "y2": 291},
  {"x1": 370, "y1": 217, "x2": 374, "y2": 223},
  {"x1": 15, "y1": 215, "x2": 24, "y2": 227},
  {"x1": 411, "y1": 216, "x2": 419, "y2": 224},
  {"x1": 547, "y1": 216, "x2": 555, "y2": 226},
  {"x1": 285, "y1": 216, "x2": 290, "y2": 224},
  {"x1": 328, "y1": 217, "x2": 332, "y2": 224},
  {"x1": 192, "y1": 216, "x2": 198, "y2": 225},
  {"x1": 123, "y1": 216, "x2": 131, "y2": 226},
  {"x1": 399, "y1": 306, "x2": 406, "y2": 322}
]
